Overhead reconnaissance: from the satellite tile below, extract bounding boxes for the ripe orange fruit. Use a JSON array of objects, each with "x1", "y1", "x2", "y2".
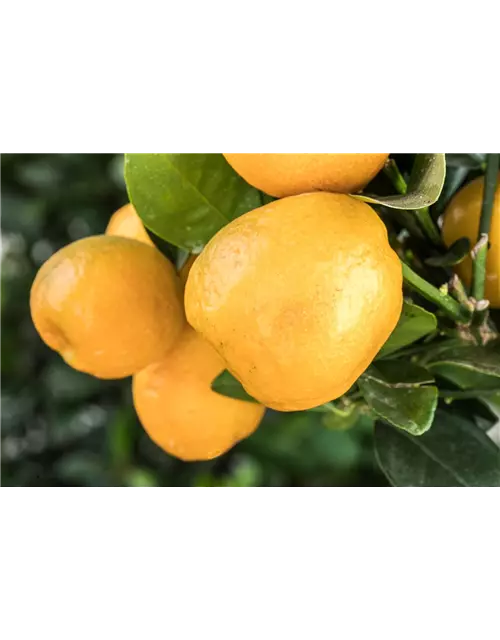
[
  {"x1": 30, "y1": 235, "x2": 185, "y2": 379},
  {"x1": 105, "y1": 203, "x2": 153, "y2": 246},
  {"x1": 185, "y1": 192, "x2": 402, "y2": 411},
  {"x1": 133, "y1": 326, "x2": 265, "y2": 461},
  {"x1": 223, "y1": 153, "x2": 389, "y2": 198},
  {"x1": 442, "y1": 173, "x2": 500, "y2": 307}
]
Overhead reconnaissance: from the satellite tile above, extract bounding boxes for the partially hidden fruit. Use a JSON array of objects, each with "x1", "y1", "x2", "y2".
[
  {"x1": 30, "y1": 235, "x2": 185, "y2": 379},
  {"x1": 133, "y1": 326, "x2": 265, "y2": 461},
  {"x1": 442, "y1": 173, "x2": 500, "y2": 307},
  {"x1": 223, "y1": 153, "x2": 389, "y2": 198},
  {"x1": 185, "y1": 192, "x2": 402, "y2": 411},
  {"x1": 105, "y1": 203, "x2": 153, "y2": 246}
]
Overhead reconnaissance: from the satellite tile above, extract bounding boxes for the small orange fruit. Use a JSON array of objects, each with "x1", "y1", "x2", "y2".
[
  {"x1": 185, "y1": 192, "x2": 402, "y2": 411},
  {"x1": 105, "y1": 203, "x2": 153, "y2": 246},
  {"x1": 30, "y1": 235, "x2": 185, "y2": 379},
  {"x1": 223, "y1": 153, "x2": 389, "y2": 198},
  {"x1": 133, "y1": 327, "x2": 265, "y2": 461},
  {"x1": 442, "y1": 173, "x2": 500, "y2": 307}
]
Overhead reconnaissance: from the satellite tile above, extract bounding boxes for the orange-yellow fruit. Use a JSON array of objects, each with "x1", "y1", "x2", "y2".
[
  {"x1": 223, "y1": 153, "x2": 389, "y2": 198},
  {"x1": 105, "y1": 203, "x2": 153, "y2": 246},
  {"x1": 185, "y1": 192, "x2": 402, "y2": 411},
  {"x1": 133, "y1": 327, "x2": 265, "y2": 461},
  {"x1": 442, "y1": 173, "x2": 500, "y2": 307},
  {"x1": 30, "y1": 235, "x2": 185, "y2": 379}
]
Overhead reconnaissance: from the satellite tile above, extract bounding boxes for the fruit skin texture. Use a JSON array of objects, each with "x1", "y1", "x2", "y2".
[
  {"x1": 223, "y1": 153, "x2": 389, "y2": 198},
  {"x1": 30, "y1": 235, "x2": 185, "y2": 379},
  {"x1": 105, "y1": 203, "x2": 154, "y2": 246},
  {"x1": 442, "y1": 173, "x2": 500, "y2": 308},
  {"x1": 185, "y1": 192, "x2": 403, "y2": 411},
  {"x1": 133, "y1": 327, "x2": 265, "y2": 461}
]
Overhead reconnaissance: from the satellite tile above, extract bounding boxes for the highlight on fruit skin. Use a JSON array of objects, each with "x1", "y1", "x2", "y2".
[
  {"x1": 105, "y1": 203, "x2": 154, "y2": 246},
  {"x1": 133, "y1": 326, "x2": 265, "y2": 461},
  {"x1": 442, "y1": 172, "x2": 500, "y2": 308},
  {"x1": 223, "y1": 153, "x2": 389, "y2": 198},
  {"x1": 30, "y1": 235, "x2": 185, "y2": 379},
  {"x1": 185, "y1": 191, "x2": 403, "y2": 412}
]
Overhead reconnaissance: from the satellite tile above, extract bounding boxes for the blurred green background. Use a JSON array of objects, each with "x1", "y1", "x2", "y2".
[{"x1": 1, "y1": 154, "x2": 386, "y2": 487}]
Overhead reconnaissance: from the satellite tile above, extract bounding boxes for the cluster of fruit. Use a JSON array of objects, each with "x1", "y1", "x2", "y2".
[{"x1": 29, "y1": 154, "x2": 499, "y2": 462}]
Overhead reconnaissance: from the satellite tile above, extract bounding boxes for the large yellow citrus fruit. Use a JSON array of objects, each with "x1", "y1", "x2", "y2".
[
  {"x1": 223, "y1": 153, "x2": 389, "y2": 198},
  {"x1": 30, "y1": 235, "x2": 185, "y2": 379},
  {"x1": 185, "y1": 192, "x2": 402, "y2": 411},
  {"x1": 133, "y1": 326, "x2": 265, "y2": 461},
  {"x1": 442, "y1": 173, "x2": 500, "y2": 307},
  {"x1": 105, "y1": 203, "x2": 153, "y2": 246}
]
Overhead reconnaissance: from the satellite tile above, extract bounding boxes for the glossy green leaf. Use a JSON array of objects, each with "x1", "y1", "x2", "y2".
[
  {"x1": 425, "y1": 237, "x2": 470, "y2": 267},
  {"x1": 354, "y1": 154, "x2": 446, "y2": 210},
  {"x1": 426, "y1": 345, "x2": 500, "y2": 391},
  {"x1": 359, "y1": 363, "x2": 438, "y2": 436},
  {"x1": 124, "y1": 153, "x2": 261, "y2": 251},
  {"x1": 378, "y1": 301, "x2": 437, "y2": 357},
  {"x1": 211, "y1": 370, "x2": 258, "y2": 403},
  {"x1": 375, "y1": 410, "x2": 500, "y2": 487}
]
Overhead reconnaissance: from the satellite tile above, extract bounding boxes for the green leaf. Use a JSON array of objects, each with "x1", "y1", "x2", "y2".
[
  {"x1": 211, "y1": 370, "x2": 258, "y2": 403},
  {"x1": 359, "y1": 362, "x2": 438, "y2": 436},
  {"x1": 375, "y1": 410, "x2": 500, "y2": 487},
  {"x1": 124, "y1": 153, "x2": 262, "y2": 251},
  {"x1": 433, "y1": 165, "x2": 469, "y2": 215},
  {"x1": 321, "y1": 407, "x2": 361, "y2": 431},
  {"x1": 445, "y1": 153, "x2": 486, "y2": 169},
  {"x1": 354, "y1": 154, "x2": 446, "y2": 210},
  {"x1": 378, "y1": 301, "x2": 437, "y2": 357},
  {"x1": 426, "y1": 345, "x2": 500, "y2": 391},
  {"x1": 425, "y1": 237, "x2": 470, "y2": 267},
  {"x1": 443, "y1": 397, "x2": 499, "y2": 432}
]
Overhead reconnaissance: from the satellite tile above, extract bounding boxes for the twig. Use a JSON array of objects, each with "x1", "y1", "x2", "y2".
[
  {"x1": 401, "y1": 262, "x2": 471, "y2": 324},
  {"x1": 471, "y1": 154, "x2": 499, "y2": 301}
]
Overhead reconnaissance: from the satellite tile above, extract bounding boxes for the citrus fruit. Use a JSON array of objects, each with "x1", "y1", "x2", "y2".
[
  {"x1": 30, "y1": 235, "x2": 185, "y2": 379},
  {"x1": 185, "y1": 192, "x2": 402, "y2": 411},
  {"x1": 105, "y1": 203, "x2": 153, "y2": 246},
  {"x1": 133, "y1": 326, "x2": 265, "y2": 461},
  {"x1": 442, "y1": 173, "x2": 500, "y2": 307},
  {"x1": 223, "y1": 153, "x2": 389, "y2": 198}
]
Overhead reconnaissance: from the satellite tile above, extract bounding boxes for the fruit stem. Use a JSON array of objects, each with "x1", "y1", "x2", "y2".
[
  {"x1": 401, "y1": 262, "x2": 471, "y2": 324},
  {"x1": 384, "y1": 158, "x2": 442, "y2": 246},
  {"x1": 471, "y1": 153, "x2": 499, "y2": 302}
]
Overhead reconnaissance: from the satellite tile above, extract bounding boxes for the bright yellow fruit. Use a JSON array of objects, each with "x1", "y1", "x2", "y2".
[
  {"x1": 30, "y1": 235, "x2": 185, "y2": 379},
  {"x1": 223, "y1": 153, "x2": 389, "y2": 198},
  {"x1": 185, "y1": 192, "x2": 402, "y2": 411},
  {"x1": 442, "y1": 173, "x2": 500, "y2": 307},
  {"x1": 133, "y1": 326, "x2": 265, "y2": 461},
  {"x1": 105, "y1": 203, "x2": 153, "y2": 246}
]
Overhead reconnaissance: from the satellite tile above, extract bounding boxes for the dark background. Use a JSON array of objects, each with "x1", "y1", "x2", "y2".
[{"x1": 1, "y1": 154, "x2": 386, "y2": 486}]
